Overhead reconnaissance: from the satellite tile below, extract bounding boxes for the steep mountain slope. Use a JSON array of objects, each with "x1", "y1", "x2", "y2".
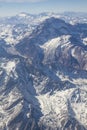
[{"x1": 0, "y1": 17, "x2": 87, "y2": 130}]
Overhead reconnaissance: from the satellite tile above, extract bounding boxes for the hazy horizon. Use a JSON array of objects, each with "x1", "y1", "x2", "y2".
[{"x1": 0, "y1": 0, "x2": 87, "y2": 17}]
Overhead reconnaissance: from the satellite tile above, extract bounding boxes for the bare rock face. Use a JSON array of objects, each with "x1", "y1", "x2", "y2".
[{"x1": 0, "y1": 17, "x2": 87, "y2": 130}]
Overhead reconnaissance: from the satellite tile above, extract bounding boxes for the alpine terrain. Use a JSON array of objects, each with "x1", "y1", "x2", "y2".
[{"x1": 0, "y1": 12, "x2": 87, "y2": 130}]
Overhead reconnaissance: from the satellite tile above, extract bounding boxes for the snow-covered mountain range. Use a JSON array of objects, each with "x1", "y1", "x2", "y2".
[
  {"x1": 0, "y1": 12, "x2": 87, "y2": 45},
  {"x1": 0, "y1": 12, "x2": 87, "y2": 130}
]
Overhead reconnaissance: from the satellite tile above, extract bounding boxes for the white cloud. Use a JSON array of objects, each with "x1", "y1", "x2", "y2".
[{"x1": 0, "y1": 0, "x2": 47, "y2": 2}]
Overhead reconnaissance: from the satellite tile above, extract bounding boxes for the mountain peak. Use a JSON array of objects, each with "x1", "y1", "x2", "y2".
[{"x1": 17, "y1": 12, "x2": 29, "y2": 17}]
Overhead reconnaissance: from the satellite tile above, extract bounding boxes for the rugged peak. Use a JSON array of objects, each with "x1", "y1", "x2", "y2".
[
  {"x1": 27, "y1": 17, "x2": 74, "y2": 46},
  {"x1": 36, "y1": 17, "x2": 71, "y2": 31}
]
